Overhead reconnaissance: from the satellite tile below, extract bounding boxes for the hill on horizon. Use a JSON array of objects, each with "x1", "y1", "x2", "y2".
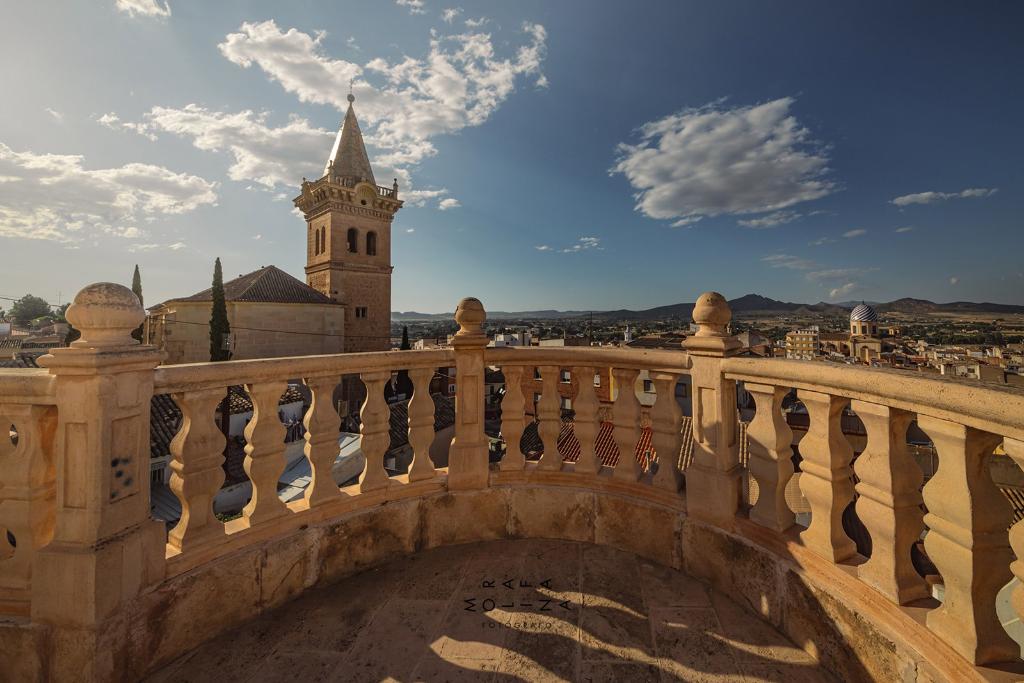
[{"x1": 392, "y1": 294, "x2": 1024, "y2": 321}]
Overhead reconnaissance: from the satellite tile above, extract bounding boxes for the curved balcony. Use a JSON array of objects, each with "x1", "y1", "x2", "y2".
[{"x1": 1, "y1": 285, "x2": 1023, "y2": 681}]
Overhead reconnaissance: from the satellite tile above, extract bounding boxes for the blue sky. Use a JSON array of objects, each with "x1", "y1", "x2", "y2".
[{"x1": 1, "y1": 1, "x2": 1021, "y2": 312}]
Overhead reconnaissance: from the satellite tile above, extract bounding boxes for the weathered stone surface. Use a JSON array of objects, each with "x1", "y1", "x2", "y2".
[
  {"x1": 141, "y1": 539, "x2": 835, "y2": 683},
  {"x1": 594, "y1": 494, "x2": 680, "y2": 568},
  {"x1": 141, "y1": 548, "x2": 261, "y2": 668},
  {"x1": 259, "y1": 527, "x2": 321, "y2": 610},
  {"x1": 0, "y1": 619, "x2": 46, "y2": 682},
  {"x1": 315, "y1": 498, "x2": 420, "y2": 584},
  {"x1": 509, "y1": 486, "x2": 595, "y2": 543},
  {"x1": 681, "y1": 519, "x2": 783, "y2": 627},
  {"x1": 420, "y1": 488, "x2": 509, "y2": 548}
]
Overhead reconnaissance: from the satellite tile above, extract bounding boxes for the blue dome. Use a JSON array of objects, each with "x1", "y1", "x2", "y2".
[{"x1": 850, "y1": 303, "x2": 878, "y2": 323}]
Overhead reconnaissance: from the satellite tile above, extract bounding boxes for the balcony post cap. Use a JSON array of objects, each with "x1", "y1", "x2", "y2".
[
  {"x1": 65, "y1": 282, "x2": 144, "y2": 349},
  {"x1": 692, "y1": 291, "x2": 731, "y2": 337},
  {"x1": 455, "y1": 297, "x2": 486, "y2": 333}
]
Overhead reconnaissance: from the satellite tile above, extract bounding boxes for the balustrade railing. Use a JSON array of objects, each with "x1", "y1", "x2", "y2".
[{"x1": 2, "y1": 283, "x2": 1024, "y2": 678}]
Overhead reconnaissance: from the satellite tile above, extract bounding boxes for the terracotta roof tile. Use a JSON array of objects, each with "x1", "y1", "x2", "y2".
[{"x1": 162, "y1": 265, "x2": 335, "y2": 306}]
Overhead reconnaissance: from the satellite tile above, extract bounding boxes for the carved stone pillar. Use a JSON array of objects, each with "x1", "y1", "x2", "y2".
[
  {"x1": 448, "y1": 298, "x2": 490, "y2": 490},
  {"x1": 1005, "y1": 438, "x2": 1024, "y2": 633},
  {"x1": 851, "y1": 401, "x2": 927, "y2": 604},
  {"x1": 682, "y1": 292, "x2": 742, "y2": 525},
  {"x1": 919, "y1": 416, "x2": 1016, "y2": 664},
  {"x1": 406, "y1": 368, "x2": 437, "y2": 482},
  {"x1": 167, "y1": 387, "x2": 226, "y2": 552},
  {"x1": 498, "y1": 365, "x2": 526, "y2": 471},
  {"x1": 797, "y1": 390, "x2": 856, "y2": 562},
  {"x1": 745, "y1": 383, "x2": 794, "y2": 531},
  {"x1": 536, "y1": 365, "x2": 563, "y2": 471},
  {"x1": 358, "y1": 371, "x2": 391, "y2": 492},
  {"x1": 650, "y1": 371, "x2": 684, "y2": 492},
  {"x1": 302, "y1": 376, "x2": 342, "y2": 505},
  {"x1": 611, "y1": 368, "x2": 642, "y2": 482},
  {"x1": 241, "y1": 381, "x2": 289, "y2": 525},
  {"x1": 32, "y1": 283, "x2": 166, "y2": 680},
  {"x1": 572, "y1": 366, "x2": 601, "y2": 475}
]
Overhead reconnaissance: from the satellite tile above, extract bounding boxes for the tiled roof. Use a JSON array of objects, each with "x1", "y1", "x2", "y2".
[
  {"x1": 150, "y1": 394, "x2": 182, "y2": 461},
  {"x1": 384, "y1": 393, "x2": 456, "y2": 453},
  {"x1": 0, "y1": 353, "x2": 39, "y2": 369},
  {"x1": 163, "y1": 265, "x2": 335, "y2": 306}
]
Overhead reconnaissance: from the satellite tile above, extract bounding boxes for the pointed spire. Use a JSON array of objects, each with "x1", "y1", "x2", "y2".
[{"x1": 324, "y1": 94, "x2": 376, "y2": 184}]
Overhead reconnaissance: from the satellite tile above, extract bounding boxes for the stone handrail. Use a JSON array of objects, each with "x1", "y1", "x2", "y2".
[{"x1": 2, "y1": 284, "x2": 1024, "y2": 680}]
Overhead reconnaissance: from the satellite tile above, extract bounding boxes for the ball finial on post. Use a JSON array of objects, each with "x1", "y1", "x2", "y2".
[
  {"x1": 454, "y1": 297, "x2": 486, "y2": 340},
  {"x1": 692, "y1": 291, "x2": 731, "y2": 338},
  {"x1": 64, "y1": 282, "x2": 145, "y2": 348}
]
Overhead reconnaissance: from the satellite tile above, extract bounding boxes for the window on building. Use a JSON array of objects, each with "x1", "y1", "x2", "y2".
[
  {"x1": 355, "y1": 306, "x2": 368, "y2": 319},
  {"x1": 560, "y1": 369, "x2": 570, "y2": 383},
  {"x1": 594, "y1": 373, "x2": 601, "y2": 387},
  {"x1": 643, "y1": 379, "x2": 654, "y2": 393},
  {"x1": 561, "y1": 397, "x2": 572, "y2": 411},
  {"x1": 314, "y1": 228, "x2": 320, "y2": 255},
  {"x1": 366, "y1": 231, "x2": 377, "y2": 256},
  {"x1": 347, "y1": 228, "x2": 358, "y2": 253},
  {"x1": 448, "y1": 383, "x2": 457, "y2": 394}
]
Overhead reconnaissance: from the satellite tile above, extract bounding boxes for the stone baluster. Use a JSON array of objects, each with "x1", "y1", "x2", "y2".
[
  {"x1": 536, "y1": 365, "x2": 563, "y2": 470},
  {"x1": 851, "y1": 401, "x2": 928, "y2": 604},
  {"x1": 498, "y1": 365, "x2": 526, "y2": 471},
  {"x1": 572, "y1": 366, "x2": 601, "y2": 475},
  {"x1": 1005, "y1": 438, "x2": 1024, "y2": 632},
  {"x1": 167, "y1": 388, "x2": 226, "y2": 552},
  {"x1": 797, "y1": 391, "x2": 856, "y2": 562},
  {"x1": 448, "y1": 298, "x2": 490, "y2": 490},
  {"x1": 407, "y1": 368, "x2": 437, "y2": 482},
  {"x1": 241, "y1": 381, "x2": 289, "y2": 525},
  {"x1": 302, "y1": 377, "x2": 342, "y2": 506},
  {"x1": 611, "y1": 368, "x2": 642, "y2": 482},
  {"x1": 31, "y1": 283, "x2": 166, "y2": 680},
  {"x1": 744, "y1": 383, "x2": 795, "y2": 531},
  {"x1": 918, "y1": 416, "x2": 1016, "y2": 664},
  {"x1": 0, "y1": 401, "x2": 56, "y2": 615},
  {"x1": 358, "y1": 371, "x2": 391, "y2": 492},
  {"x1": 650, "y1": 372, "x2": 684, "y2": 492},
  {"x1": 682, "y1": 292, "x2": 742, "y2": 524}
]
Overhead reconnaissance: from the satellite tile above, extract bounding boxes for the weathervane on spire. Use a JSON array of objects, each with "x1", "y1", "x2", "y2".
[{"x1": 348, "y1": 78, "x2": 355, "y2": 104}]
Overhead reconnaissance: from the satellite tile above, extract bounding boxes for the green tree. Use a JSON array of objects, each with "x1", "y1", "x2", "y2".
[
  {"x1": 131, "y1": 264, "x2": 144, "y2": 343},
  {"x1": 400, "y1": 325, "x2": 410, "y2": 350},
  {"x1": 209, "y1": 258, "x2": 232, "y2": 362},
  {"x1": 10, "y1": 295, "x2": 51, "y2": 326}
]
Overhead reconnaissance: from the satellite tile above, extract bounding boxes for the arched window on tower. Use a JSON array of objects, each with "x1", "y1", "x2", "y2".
[
  {"x1": 314, "y1": 228, "x2": 320, "y2": 255},
  {"x1": 320, "y1": 226, "x2": 326, "y2": 254},
  {"x1": 347, "y1": 228, "x2": 358, "y2": 253},
  {"x1": 366, "y1": 231, "x2": 377, "y2": 256}
]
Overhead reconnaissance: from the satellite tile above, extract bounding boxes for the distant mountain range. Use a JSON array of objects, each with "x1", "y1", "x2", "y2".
[{"x1": 392, "y1": 294, "x2": 1024, "y2": 321}]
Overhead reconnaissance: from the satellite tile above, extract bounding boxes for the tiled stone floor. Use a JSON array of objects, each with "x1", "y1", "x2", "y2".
[{"x1": 148, "y1": 539, "x2": 836, "y2": 682}]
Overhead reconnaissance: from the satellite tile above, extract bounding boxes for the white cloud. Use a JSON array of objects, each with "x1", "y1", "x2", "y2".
[
  {"x1": 843, "y1": 228, "x2": 866, "y2": 238},
  {"x1": 891, "y1": 187, "x2": 997, "y2": 206},
  {"x1": 465, "y1": 17, "x2": 488, "y2": 28},
  {"x1": 761, "y1": 254, "x2": 816, "y2": 271},
  {"x1": 808, "y1": 236, "x2": 834, "y2": 246},
  {"x1": 44, "y1": 108, "x2": 63, "y2": 123},
  {"x1": 403, "y1": 188, "x2": 448, "y2": 207},
  {"x1": 671, "y1": 216, "x2": 703, "y2": 228},
  {"x1": 127, "y1": 105, "x2": 330, "y2": 188},
  {"x1": 406, "y1": 228, "x2": 415, "y2": 233},
  {"x1": 218, "y1": 19, "x2": 546, "y2": 174},
  {"x1": 438, "y1": 197, "x2": 461, "y2": 210},
  {"x1": 98, "y1": 112, "x2": 160, "y2": 141},
  {"x1": 442, "y1": 7, "x2": 462, "y2": 23},
  {"x1": 346, "y1": 36, "x2": 361, "y2": 52},
  {"x1": 612, "y1": 97, "x2": 834, "y2": 226},
  {"x1": 829, "y1": 282, "x2": 858, "y2": 300},
  {"x1": 115, "y1": 0, "x2": 170, "y2": 18},
  {"x1": 396, "y1": 0, "x2": 427, "y2": 14},
  {"x1": 949, "y1": 276, "x2": 959, "y2": 285},
  {"x1": 253, "y1": 234, "x2": 262, "y2": 240},
  {"x1": 537, "y1": 236, "x2": 603, "y2": 254},
  {"x1": 807, "y1": 268, "x2": 867, "y2": 282},
  {"x1": 738, "y1": 210, "x2": 800, "y2": 229},
  {"x1": 0, "y1": 141, "x2": 216, "y2": 244},
  {"x1": 894, "y1": 226, "x2": 914, "y2": 233}
]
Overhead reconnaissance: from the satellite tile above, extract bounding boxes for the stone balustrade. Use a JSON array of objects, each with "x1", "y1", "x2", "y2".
[{"x1": 1, "y1": 282, "x2": 1024, "y2": 680}]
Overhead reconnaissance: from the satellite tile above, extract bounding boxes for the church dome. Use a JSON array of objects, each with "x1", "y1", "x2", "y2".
[{"x1": 850, "y1": 303, "x2": 878, "y2": 323}]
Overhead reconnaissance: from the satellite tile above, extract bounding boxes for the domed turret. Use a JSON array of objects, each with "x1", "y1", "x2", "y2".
[{"x1": 850, "y1": 303, "x2": 879, "y2": 336}]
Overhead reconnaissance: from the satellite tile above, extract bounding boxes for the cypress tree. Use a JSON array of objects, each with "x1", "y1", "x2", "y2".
[
  {"x1": 209, "y1": 257, "x2": 231, "y2": 361},
  {"x1": 130, "y1": 264, "x2": 144, "y2": 343},
  {"x1": 400, "y1": 325, "x2": 410, "y2": 350}
]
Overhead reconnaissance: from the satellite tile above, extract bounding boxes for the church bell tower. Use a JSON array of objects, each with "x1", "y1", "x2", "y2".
[{"x1": 294, "y1": 94, "x2": 403, "y2": 352}]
